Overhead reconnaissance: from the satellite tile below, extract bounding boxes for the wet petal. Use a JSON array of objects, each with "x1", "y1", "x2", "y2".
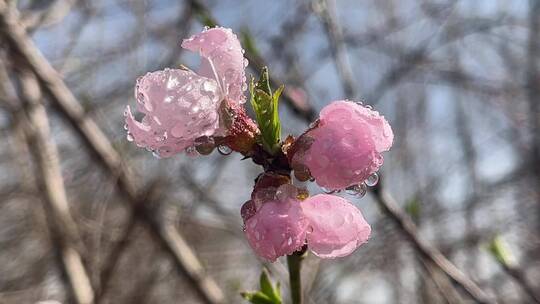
[
  {"x1": 302, "y1": 194, "x2": 371, "y2": 258},
  {"x1": 125, "y1": 68, "x2": 222, "y2": 157},
  {"x1": 181, "y1": 27, "x2": 247, "y2": 105},
  {"x1": 244, "y1": 198, "x2": 308, "y2": 262},
  {"x1": 298, "y1": 100, "x2": 393, "y2": 190}
]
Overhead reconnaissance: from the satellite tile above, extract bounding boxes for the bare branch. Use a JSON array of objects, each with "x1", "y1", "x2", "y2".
[
  {"x1": 11, "y1": 66, "x2": 94, "y2": 304},
  {"x1": 0, "y1": 2, "x2": 225, "y2": 303},
  {"x1": 371, "y1": 178, "x2": 495, "y2": 304}
]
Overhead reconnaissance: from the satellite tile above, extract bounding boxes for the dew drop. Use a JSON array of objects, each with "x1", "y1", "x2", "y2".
[
  {"x1": 287, "y1": 237, "x2": 293, "y2": 246},
  {"x1": 321, "y1": 187, "x2": 336, "y2": 194},
  {"x1": 152, "y1": 150, "x2": 161, "y2": 158},
  {"x1": 345, "y1": 183, "x2": 367, "y2": 197},
  {"x1": 185, "y1": 146, "x2": 200, "y2": 156},
  {"x1": 217, "y1": 145, "x2": 232, "y2": 155},
  {"x1": 201, "y1": 79, "x2": 218, "y2": 94},
  {"x1": 123, "y1": 123, "x2": 128, "y2": 130},
  {"x1": 243, "y1": 58, "x2": 249, "y2": 67},
  {"x1": 167, "y1": 76, "x2": 179, "y2": 89},
  {"x1": 194, "y1": 136, "x2": 215, "y2": 155},
  {"x1": 365, "y1": 172, "x2": 379, "y2": 187},
  {"x1": 126, "y1": 133, "x2": 134, "y2": 142}
]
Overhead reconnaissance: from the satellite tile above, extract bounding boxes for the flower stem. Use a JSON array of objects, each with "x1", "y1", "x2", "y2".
[{"x1": 287, "y1": 251, "x2": 304, "y2": 304}]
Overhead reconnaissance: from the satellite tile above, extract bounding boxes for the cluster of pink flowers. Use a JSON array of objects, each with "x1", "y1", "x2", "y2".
[{"x1": 125, "y1": 27, "x2": 393, "y2": 262}]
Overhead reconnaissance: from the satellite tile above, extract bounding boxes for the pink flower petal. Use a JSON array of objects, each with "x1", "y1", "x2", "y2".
[
  {"x1": 244, "y1": 198, "x2": 308, "y2": 262},
  {"x1": 125, "y1": 68, "x2": 222, "y2": 157},
  {"x1": 300, "y1": 100, "x2": 393, "y2": 190},
  {"x1": 181, "y1": 27, "x2": 247, "y2": 105},
  {"x1": 302, "y1": 194, "x2": 371, "y2": 258},
  {"x1": 319, "y1": 101, "x2": 393, "y2": 151}
]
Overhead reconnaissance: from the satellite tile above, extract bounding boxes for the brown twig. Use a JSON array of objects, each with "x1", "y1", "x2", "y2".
[
  {"x1": 11, "y1": 66, "x2": 95, "y2": 304},
  {"x1": 0, "y1": 2, "x2": 225, "y2": 304},
  {"x1": 313, "y1": 0, "x2": 358, "y2": 99},
  {"x1": 371, "y1": 178, "x2": 495, "y2": 304}
]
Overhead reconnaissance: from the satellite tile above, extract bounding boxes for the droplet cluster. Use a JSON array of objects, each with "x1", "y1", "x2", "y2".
[
  {"x1": 243, "y1": 189, "x2": 372, "y2": 261},
  {"x1": 124, "y1": 68, "x2": 222, "y2": 157},
  {"x1": 292, "y1": 100, "x2": 393, "y2": 191},
  {"x1": 181, "y1": 27, "x2": 248, "y2": 106}
]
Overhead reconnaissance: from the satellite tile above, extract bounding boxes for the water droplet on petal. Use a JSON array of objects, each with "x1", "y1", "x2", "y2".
[
  {"x1": 217, "y1": 145, "x2": 232, "y2": 155},
  {"x1": 185, "y1": 146, "x2": 199, "y2": 156},
  {"x1": 201, "y1": 79, "x2": 218, "y2": 94},
  {"x1": 194, "y1": 136, "x2": 215, "y2": 155},
  {"x1": 321, "y1": 187, "x2": 336, "y2": 194},
  {"x1": 365, "y1": 172, "x2": 379, "y2": 187},
  {"x1": 345, "y1": 183, "x2": 367, "y2": 197},
  {"x1": 152, "y1": 150, "x2": 161, "y2": 158},
  {"x1": 126, "y1": 133, "x2": 134, "y2": 142}
]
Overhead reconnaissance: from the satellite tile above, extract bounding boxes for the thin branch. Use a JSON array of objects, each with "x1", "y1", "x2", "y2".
[
  {"x1": 313, "y1": 0, "x2": 358, "y2": 99},
  {"x1": 11, "y1": 66, "x2": 95, "y2": 304},
  {"x1": 371, "y1": 178, "x2": 495, "y2": 304},
  {"x1": 500, "y1": 262, "x2": 540, "y2": 304},
  {"x1": 0, "y1": 2, "x2": 225, "y2": 304}
]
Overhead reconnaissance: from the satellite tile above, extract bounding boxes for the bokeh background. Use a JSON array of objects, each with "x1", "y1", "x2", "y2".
[{"x1": 1, "y1": 0, "x2": 539, "y2": 303}]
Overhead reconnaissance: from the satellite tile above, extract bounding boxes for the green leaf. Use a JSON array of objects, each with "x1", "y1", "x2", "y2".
[
  {"x1": 249, "y1": 67, "x2": 282, "y2": 154},
  {"x1": 241, "y1": 291, "x2": 275, "y2": 304},
  {"x1": 259, "y1": 269, "x2": 281, "y2": 303},
  {"x1": 488, "y1": 236, "x2": 514, "y2": 267},
  {"x1": 241, "y1": 269, "x2": 282, "y2": 304}
]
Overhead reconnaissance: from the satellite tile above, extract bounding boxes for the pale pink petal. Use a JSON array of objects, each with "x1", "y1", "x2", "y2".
[
  {"x1": 244, "y1": 198, "x2": 308, "y2": 262},
  {"x1": 181, "y1": 27, "x2": 247, "y2": 105},
  {"x1": 319, "y1": 100, "x2": 393, "y2": 151},
  {"x1": 302, "y1": 194, "x2": 371, "y2": 258},
  {"x1": 124, "y1": 68, "x2": 222, "y2": 157},
  {"x1": 300, "y1": 100, "x2": 393, "y2": 190}
]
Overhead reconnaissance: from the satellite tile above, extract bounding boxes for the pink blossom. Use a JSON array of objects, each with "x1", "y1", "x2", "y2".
[
  {"x1": 124, "y1": 27, "x2": 247, "y2": 157},
  {"x1": 293, "y1": 100, "x2": 393, "y2": 190},
  {"x1": 301, "y1": 194, "x2": 371, "y2": 258},
  {"x1": 244, "y1": 189, "x2": 371, "y2": 261},
  {"x1": 244, "y1": 198, "x2": 309, "y2": 262}
]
